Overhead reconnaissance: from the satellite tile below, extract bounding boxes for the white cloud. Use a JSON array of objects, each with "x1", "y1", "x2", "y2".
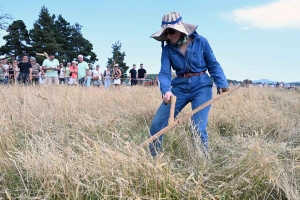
[{"x1": 228, "y1": 0, "x2": 300, "y2": 30}]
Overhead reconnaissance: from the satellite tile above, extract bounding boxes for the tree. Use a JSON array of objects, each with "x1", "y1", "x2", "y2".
[
  {"x1": 68, "y1": 23, "x2": 97, "y2": 63},
  {"x1": 0, "y1": 7, "x2": 12, "y2": 30},
  {"x1": 0, "y1": 20, "x2": 30, "y2": 57},
  {"x1": 29, "y1": 6, "x2": 62, "y2": 64},
  {"x1": 107, "y1": 41, "x2": 129, "y2": 79}
]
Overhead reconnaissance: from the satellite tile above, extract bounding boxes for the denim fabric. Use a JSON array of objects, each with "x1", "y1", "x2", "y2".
[
  {"x1": 17, "y1": 73, "x2": 30, "y2": 84},
  {"x1": 78, "y1": 77, "x2": 85, "y2": 86},
  {"x1": 149, "y1": 31, "x2": 228, "y2": 157},
  {"x1": 104, "y1": 79, "x2": 110, "y2": 89},
  {"x1": 158, "y1": 31, "x2": 228, "y2": 95},
  {"x1": 149, "y1": 74, "x2": 213, "y2": 156}
]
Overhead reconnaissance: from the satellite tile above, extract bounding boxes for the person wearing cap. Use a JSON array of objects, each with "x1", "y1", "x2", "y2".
[
  {"x1": 148, "y1": 12, "x2": 229, "y2": 157},
  {"x1": 69, "y1": 61, "x2": 78, "y2": 85},
  {"x1": 17, "y1": 55, "x2": 32, "y2": 84},
  {"x1": 42, "y1": 52, "x2": 59, "y2": 85},
  {"x1": 92, "y1": 64, "x2": 102, "y2": 87},
  {"x1": 113, "y1": 63, "x2": 122, "y2": 89},
  {"x1": 30, "y1": 57, "x2": 41, "y2": 85},
  {"x1": 77, "y1": 54, "x2": 89, "y2": 86}
]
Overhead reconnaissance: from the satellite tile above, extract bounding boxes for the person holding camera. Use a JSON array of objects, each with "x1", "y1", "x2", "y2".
[{"x1": 42, "y1": 52, "x2": 59, "y2": 85}]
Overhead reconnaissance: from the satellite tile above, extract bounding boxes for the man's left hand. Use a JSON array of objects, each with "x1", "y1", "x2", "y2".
[{"x1": 218, "y1": 88, "x2": 230, "y2": 94}]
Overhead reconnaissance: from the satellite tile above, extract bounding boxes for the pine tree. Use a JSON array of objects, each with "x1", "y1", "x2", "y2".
[
  {"x1": 0, "y1": 20, "x2": 30, "y2": 57},
  {"x1": 29, "y1": 6, "x2": 62, "y2": 64},
  {"x1": 69, "y1": 23, "x2": 97, "y2": 63},
  {"x1": 107, "y1": 41, "x2": 129, "y2": 79},
  {"x1": 54, "y1": 14, "x2": 73, "y2": 63}
]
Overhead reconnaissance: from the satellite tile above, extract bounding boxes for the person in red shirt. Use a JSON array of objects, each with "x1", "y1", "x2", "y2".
[{"x1": 68, "y1": 61, "x2": 78, "y2": 85}]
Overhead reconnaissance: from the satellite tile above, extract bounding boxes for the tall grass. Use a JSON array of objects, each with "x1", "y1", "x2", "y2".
[{"x1": 0, "y1": 85, "x2": 299, "y2": 199}]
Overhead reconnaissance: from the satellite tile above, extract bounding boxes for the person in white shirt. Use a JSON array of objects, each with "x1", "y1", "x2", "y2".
[
  {"x1": 92, "y1": 64, "x2": 102, "y2": 87},
  {"x1": 58, "y1": 63, "x2": 65, "y2": 84}
]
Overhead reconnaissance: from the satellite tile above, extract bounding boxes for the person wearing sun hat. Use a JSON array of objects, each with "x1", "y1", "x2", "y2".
[{"x1": 148, "y1": 12, "x2": 229, "y2": 157}]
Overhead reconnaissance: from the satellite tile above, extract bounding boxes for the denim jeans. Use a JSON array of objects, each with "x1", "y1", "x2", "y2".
[
  {"x1": 104, "y1": 79, "x2": 110, "y2": 89},
  {"x1": 17, "y1": 73, "x2": 30, "y2": 84},
  {"x1": 149, "y1": 74, "x2": 213, "y2": 157},
  {"x1": 78, "y1": 77, "x2": 86, "y2": 86}
]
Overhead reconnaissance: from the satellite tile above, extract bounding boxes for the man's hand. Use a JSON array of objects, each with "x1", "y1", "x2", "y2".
[
  {"x1": 163, "y1": 91, "x2": 173, "y2": 105},
  {"x1": 218, "y1": 88, "x2": 230, "y2": 94}
]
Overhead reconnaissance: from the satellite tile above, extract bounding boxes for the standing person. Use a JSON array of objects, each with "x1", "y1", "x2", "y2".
[
  {"x1": 103, "y1": 65, "x2": 111, "y2": 89},
  {"x1": 17, "y1": 55, "x2": 32, "y2": 84},
  {"x1": 129, "y1": 64, "x2": 138, "y2": 86},
  {"x1": 0, "y1": 58, "x2": 7, "y2": 84},
  {"x1": 92, "y1": 64, "x2": 102, "y2": 87},
  {"x1": 148, "y1": 12, "x2": 229, "y2": 157},
  {"x1": 8, "y1": 62, "x2": 15, "y2": 84},
  {"x1": 138, "y1": 63, "x2": 147, "y2": 86},
  {"x1": 64, "y1": 62, "x2": 71, "y2": 84},
  {"x1": 1, "y1": 58, "x2": 9, "y2": 84},
  {"x1": 42, "y1": 52, "x2": 59, "y2": 85},
  {"x1": 69, "y1": 61, "x2": 78, "y2": 85},
  {"x1": 113, "y1": 63, "x2": 122, "y2": 89},
  {"x1": 58, "y1": 63, "x2": 65, "y2": 84},
  {"x1": 30, "y1": 57, "x2": 40, "y2": 85},
  {"x1": 86, "y1": 63, "x2": 93, "y2": 87},
  {"x1": 77, "y1": 54, "x2": 89, "y2": 86}
]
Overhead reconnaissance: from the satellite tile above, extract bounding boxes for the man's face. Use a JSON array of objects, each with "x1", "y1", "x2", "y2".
[
  {"x1": 67, "y1": 62, "x2": 71, "y2": 66},
  {"x1": 30, "y1": 59, "x2": 35, "y2": 63},
  {"x1": 78, "y1": 56, "x2": 83, "y2": 62},
  {"x1": 50, "y1": 55, "x2": 55, "y2": 60},
  {"x1": 3, "y1": 59, "x2": 7, "y2": 64},
  {"x1": 23, "y1": 56, "x2": 28, "y2": 62},
  {"x1": 140, "y1": 64, "x2": 143, "y2": 69},
  {"x1": 133, "y1": 65, "x2": 136, "y2": 69}
]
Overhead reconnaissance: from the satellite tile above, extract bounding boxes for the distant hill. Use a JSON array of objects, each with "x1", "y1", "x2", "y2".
[
  {"x1": 252, "y1": 79, "x2": 277, "y2": 84},
  {"x1": 252, "y1": 79, "x2": 300, "y2": 85}
]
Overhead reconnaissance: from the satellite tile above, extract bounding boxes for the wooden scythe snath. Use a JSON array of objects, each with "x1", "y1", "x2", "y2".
[
  {"x1": 36, "y1": 52, "x2": 50, "y2": 59},
  {"x1": 138, "y1": 86, "x2": 240, "y2": 148}
]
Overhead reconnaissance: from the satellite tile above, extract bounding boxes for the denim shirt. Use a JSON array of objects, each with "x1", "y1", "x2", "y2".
[{"x1": 158, "y1": 31, "x2": 228, "y2": 95}]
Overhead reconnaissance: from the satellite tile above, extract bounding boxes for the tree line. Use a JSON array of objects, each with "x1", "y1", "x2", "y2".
[
  {"x1": 0, "y1": 6, "x2": 97, "y2": 65},
  {"x1": 0, "y1": 6, "x2": 129, "y2": 78}
]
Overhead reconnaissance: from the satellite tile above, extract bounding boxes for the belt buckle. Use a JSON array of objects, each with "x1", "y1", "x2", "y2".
[{"x1": 184, "y1": 73, "x2": 190, "y2": 78}]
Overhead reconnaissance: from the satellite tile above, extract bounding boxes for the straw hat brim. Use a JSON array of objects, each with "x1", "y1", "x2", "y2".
[{"x1": 151, "y1": 23, "x2": 198, "y2": 41}]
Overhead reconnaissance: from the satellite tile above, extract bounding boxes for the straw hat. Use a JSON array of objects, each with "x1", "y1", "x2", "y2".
[{"x1": 150, "y1": 12, "x2": 197, "y2": 41}]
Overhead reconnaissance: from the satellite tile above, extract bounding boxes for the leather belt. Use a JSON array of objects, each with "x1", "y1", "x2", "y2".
[{"x1": 177, "y1": 71, "x2": 206, "y2": 78}]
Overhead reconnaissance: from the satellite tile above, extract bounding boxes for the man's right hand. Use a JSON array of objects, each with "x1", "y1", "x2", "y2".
[{"x1": 163, "y1": 91, "x2": 173, "y2": 105}]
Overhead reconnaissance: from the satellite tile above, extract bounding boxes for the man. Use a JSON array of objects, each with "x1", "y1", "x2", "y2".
[
  {"x1": 30, "y1": 57, "x2": 41, "y2": 85},
  {"x1": 42, "y1": 53, "x2": 59, "y2": 85},
  {"x1": 129, "y1": 64, "x2": 138, "y2": 86},
  {"x1": 17, "y1": 55, "x2": 32, "y2": 84},
  {"x1": 138, "y1": 63, "x2": 147, "y2": 86},
  {"x1": 77, "y1": 54, "x2": 89, "y2": 86}
]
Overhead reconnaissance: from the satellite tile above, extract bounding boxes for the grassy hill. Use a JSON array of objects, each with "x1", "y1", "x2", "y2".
[{"x1": 0, "y1": 85, "x2": 299, "y2": 199}]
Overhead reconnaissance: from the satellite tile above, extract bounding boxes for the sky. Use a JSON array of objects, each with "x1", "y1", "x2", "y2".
[{"x1": 0, "y1": 0, "x2": 300, "y2": 82}]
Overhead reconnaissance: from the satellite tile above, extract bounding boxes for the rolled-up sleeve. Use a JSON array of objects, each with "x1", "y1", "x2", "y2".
[
  {"x1": 158, "y1": 47, "x2": 172, "y2": 95},
  {"x1": 203, "y1": 38, "x2": 228, "y2": 89}
]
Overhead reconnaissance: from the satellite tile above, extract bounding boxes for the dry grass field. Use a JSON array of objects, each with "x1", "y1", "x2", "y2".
[{"x1": 0, "y1": 85, "x2": 299, "y2": 199}]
